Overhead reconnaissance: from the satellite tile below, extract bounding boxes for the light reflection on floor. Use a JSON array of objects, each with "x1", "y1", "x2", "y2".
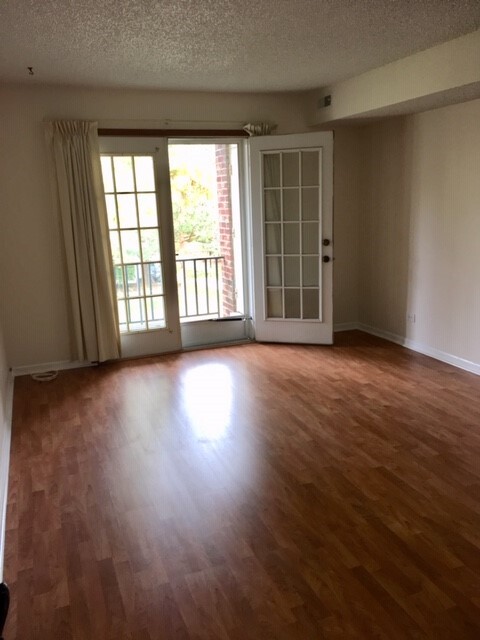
[{"x1": 182, "y1": 363, "x2": 233, "y2": 441}]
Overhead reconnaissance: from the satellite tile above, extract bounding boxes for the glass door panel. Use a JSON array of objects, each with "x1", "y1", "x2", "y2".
[
  {"x1": 101, "y1": 154, "x2": 167, "y2": 333},
  {"x1": 250, "y1": 132, "x2": 333, "y2": 344},
  {"x1": 99, "y1": 138, "x2": 181, "y2": 358},
  {"x1": 262, "y1": 149, "x2": 322, "y2": 321}
]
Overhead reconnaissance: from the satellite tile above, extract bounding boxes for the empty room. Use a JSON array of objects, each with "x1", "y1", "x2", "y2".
[{"x1": 1, "y1": 1, "x2": 480, "y2": 638}]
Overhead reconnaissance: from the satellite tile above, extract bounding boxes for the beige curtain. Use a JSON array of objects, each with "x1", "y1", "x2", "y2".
[{"x1": 45, "y1": 121, "x2": 120, "y2": 362}]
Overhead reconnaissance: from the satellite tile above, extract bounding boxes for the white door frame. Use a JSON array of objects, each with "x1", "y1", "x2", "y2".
[{"x1": 167, "y1": 138, "x2": 251, "y2": 349}]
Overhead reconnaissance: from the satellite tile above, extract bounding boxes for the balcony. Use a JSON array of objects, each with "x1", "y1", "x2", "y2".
[{"x1": 176, "y1": 255, "x2": 224, "y2": 322}]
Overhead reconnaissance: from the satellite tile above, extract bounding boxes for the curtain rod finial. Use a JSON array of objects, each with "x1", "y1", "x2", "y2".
[{"x1": 242, "y1": 123, "x2": 277, "y2": 137}]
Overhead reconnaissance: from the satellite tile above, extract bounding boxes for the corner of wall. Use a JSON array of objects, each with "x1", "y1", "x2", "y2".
[
  {"x1": 332, "y1": 126, "x2": 364, "y2": 326},
  {"x1": 357, "y1": 99, "x2": 480, "y2": 368}
]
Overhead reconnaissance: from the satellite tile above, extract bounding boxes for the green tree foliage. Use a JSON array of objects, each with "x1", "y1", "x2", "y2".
[{"x1": 169, "y1": 147, "x2": 219, "y2": 257}]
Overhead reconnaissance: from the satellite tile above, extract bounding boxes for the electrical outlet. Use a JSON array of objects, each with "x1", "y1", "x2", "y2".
[{"x1": 407, "y1": 313, "x2": 416, "y2": 324}]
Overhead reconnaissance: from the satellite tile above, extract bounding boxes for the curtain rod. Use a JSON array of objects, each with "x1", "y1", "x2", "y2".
[{"x1": 98, "y1": 128, "x2": 249, "y2": 138}]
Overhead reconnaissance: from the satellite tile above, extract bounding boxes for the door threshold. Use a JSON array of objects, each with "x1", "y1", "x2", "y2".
[{"x1": 181, "y1": 338, "x2": 254, "y2": 353}]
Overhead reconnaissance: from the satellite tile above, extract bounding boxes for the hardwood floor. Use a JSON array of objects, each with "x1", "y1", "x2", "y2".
[{"x1": 4, "y1": 331, "x2": 480, "y2": 639}]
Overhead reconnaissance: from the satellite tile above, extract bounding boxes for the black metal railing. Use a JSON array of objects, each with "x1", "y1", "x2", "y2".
[{"x1": 176, "y1": 256, "x2": 223, "y2": 320}]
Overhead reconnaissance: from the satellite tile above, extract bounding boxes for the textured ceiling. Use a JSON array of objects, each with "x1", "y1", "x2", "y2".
[{"x1": 1, "y1": 0, "x2": 479, "y2": 92}]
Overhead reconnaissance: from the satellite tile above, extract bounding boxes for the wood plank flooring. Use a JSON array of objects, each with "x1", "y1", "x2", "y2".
[{"x1": 4, "y1": 331, "x2": 480, "y2": 639}]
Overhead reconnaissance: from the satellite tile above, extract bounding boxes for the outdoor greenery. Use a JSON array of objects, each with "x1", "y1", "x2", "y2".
[{"x1": 169, "y1": 145, "x2": 220, "y2": 257}]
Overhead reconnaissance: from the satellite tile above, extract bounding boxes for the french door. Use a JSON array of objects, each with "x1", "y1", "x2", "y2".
[
  {"x1": 99, "y1": 138, "x2": 182, "y2": 358},
  {"x1": 250, "y1": 132, "x2": 334, "y2": 344},
  {"x1": 99, "y1": 136, "x2": 249, "y2": 357},
  {"x1": 99, "y1": 132, "x2": 333, "y2": 357}
]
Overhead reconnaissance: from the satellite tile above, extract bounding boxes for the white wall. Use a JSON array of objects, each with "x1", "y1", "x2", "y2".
[
  {"x1": 0, "y1": 83, "x2": 364, "y2": 367},
  {"x1": 309, "y1": 29, "x2": 480, "y2": 125},
  {"x1": 0, "y1": 84, "x2": 308, "y2": 368},
  {"x1": 359, "y1": 98, "x2": 480, "y2": 366},
  {"x1": 332, "y1": 128, "x2": 362, "y2": 326}
]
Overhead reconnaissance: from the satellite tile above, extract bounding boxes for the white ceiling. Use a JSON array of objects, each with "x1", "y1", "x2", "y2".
[{"x1": 1, "y1": 0, "x2": 479, "y2": 93}]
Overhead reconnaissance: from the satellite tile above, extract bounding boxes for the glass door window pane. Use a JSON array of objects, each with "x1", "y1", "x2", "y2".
[
  {"x1": 267, "y1": 289, "x2": 283, "y2": 317},
  {"x1": 302, "y1": 256, "x2": 319, "y2": 287},
  {"x1": 262, "y1": 148, "x2": 322, "y2": 320},
  {"x1": 141, "y1": 229, "x2": 161, "y2": 262},
  {"x1": 302, "y1": 188, "x2": 319, "y2": 221},
  {"x1": 120, "y1": 230, "x2": 141, "y2": 263},
  {"x1": 266, "y1": 257, "x2": 282, "y2": 286},
  {"x1": 265, "y1": 190, "x2": 281, "y2": 221},
  {"x1": 125, "y1": 264, "x2": 144, "y2": 298},
  {"x1": 105, "y1": 194, "x2": 118, "y2": 228},
  {"x1": 101, "y1": 157, "x2": 114, "y2": 192},
  {"x1": 117, "y1": 194, "x2": 137, "y2": 228},
  {"x1": 282, "y1": 153, "x2": 299, "y2": 187},
  {"x1": 283, "y1": 224, "x2": 300, "y2": 254},
  {"x1": 285, "y1": 289, "x2": 301, "y2": 318},
  {"x1": 117, "y1": 300, "x2": 127, "y2": 330},
  {"x1": 283, "y1": 189, "x2": 299, "y2": 221},
  {"x1": 137, "y1": 193, "x2": 158, "y2": 227},
  {"x1": 265, "y1": 224, "x2": 282, "y2": 254},
  {"x1": 113, "y1": 157, "x2": 135, "y2": 191},
  {"x1": 263, "y1": 154, "x2": 281, "y2": 187},
  {"x1": 114, "y1": 266, "x2": 125, "y2": 297},
  {"x1": 302, "y1": 223, "x2": 319, "y2": 254},
  {"x1": 109, "y1": 231, "x2": 121, "y2": 264},
  {"x1": 284, "y1": 256, "x2": 300, "y2": 287},
  {"x1": 301, "y1": 151, "x2": 320, "y2": 186},
  {"x1": 101, "y1": 154, "x2": 167, "y2": 333},
  {"x1": 303, "y1": 289, "x2": 319, "y2": 319},
  {"x1": 134, "y1": 156, "x2": 155, "y2": 191},
  {"x1": 146, "y1": 296, "x2": 165, "y2": 326}
]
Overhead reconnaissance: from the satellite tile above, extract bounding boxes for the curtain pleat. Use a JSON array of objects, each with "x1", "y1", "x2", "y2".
[{"x1": 45, "y1": 121, "x2": 121, "y2": 362}]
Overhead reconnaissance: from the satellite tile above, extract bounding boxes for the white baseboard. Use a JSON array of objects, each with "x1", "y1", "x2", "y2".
[
  {"x1": 357, "y1": 323, "x2": 480, "y2": 377},
  {"x1": 0, "y1": 372, "x2": 14, "y2": 581},
  {"x1": 334, "y1": 322, "x2": 360, "y2": 332},
  {"x1": 183, "y1": 338, "x2": 253, "y2": 353},
  {"x1": 356, "y1": 323, "x2": 406, "y2": 346},
  {"x1": 10, "y1": 326, "x2": 480, "y2": 379},
  {"x1": 12, "y1": 359, "x2": 94, "y2": 377}
]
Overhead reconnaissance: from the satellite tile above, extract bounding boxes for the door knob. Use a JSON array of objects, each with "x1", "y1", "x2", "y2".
[{"x1": 322, "y1": 256, "x2": 330, "y2": 263}]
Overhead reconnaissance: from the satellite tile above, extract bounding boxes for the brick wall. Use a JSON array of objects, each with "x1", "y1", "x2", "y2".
[{"x1": 215, "y1": 145, "x2": 236, "y2": 315}]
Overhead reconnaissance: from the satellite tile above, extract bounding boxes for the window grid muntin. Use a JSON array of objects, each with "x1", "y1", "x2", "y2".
[
  {"x1": 102, "y1": 153, "x2": 166, "y2": 334},
  {"x1": 263, "y1": 148, "x2": 322, "y2": 321}
]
